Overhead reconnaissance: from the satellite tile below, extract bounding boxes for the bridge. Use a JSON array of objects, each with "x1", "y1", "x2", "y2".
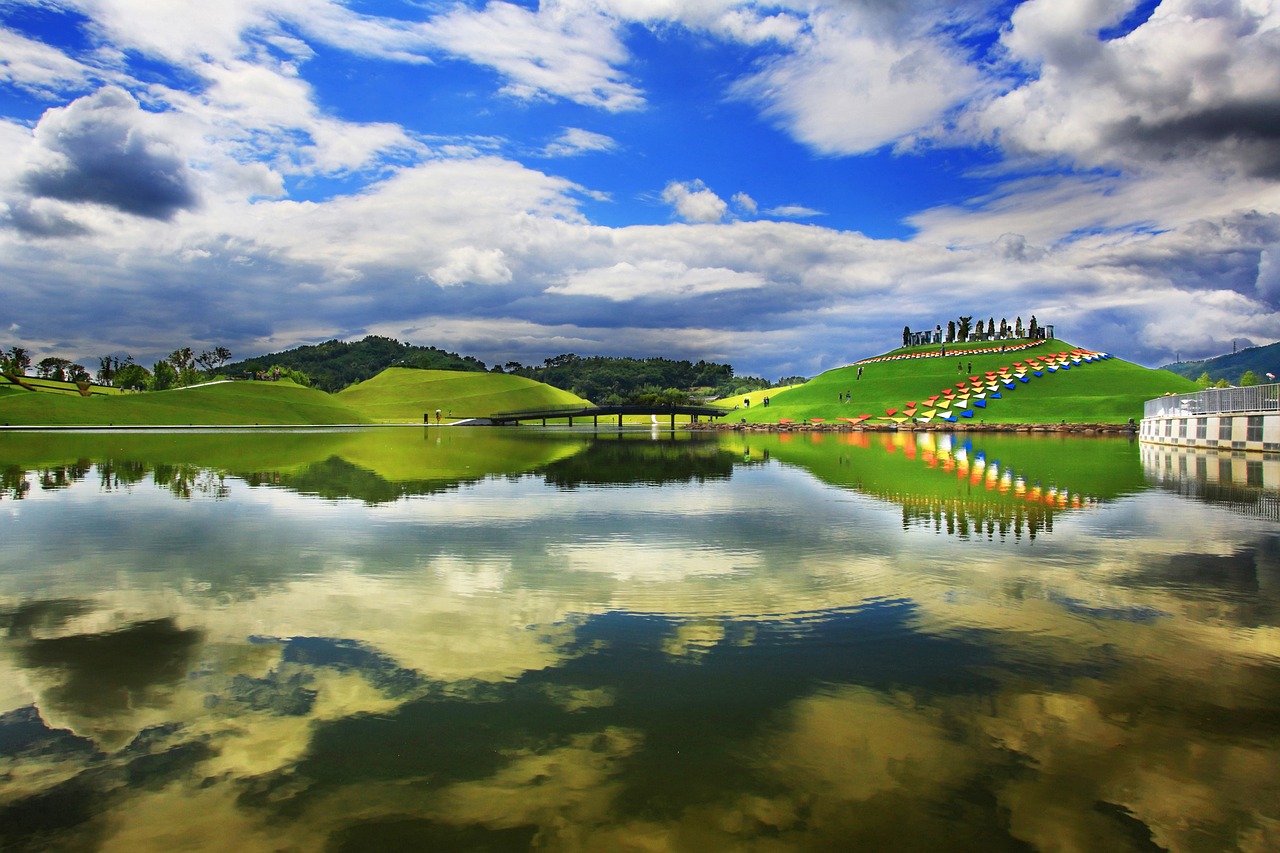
[{"x1": 480, "y1": 403, "x2": 731, "y2": 428}]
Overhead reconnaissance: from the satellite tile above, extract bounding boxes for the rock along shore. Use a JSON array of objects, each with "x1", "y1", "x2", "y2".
[{"x1": 688, "y1": 420, "x2": 1138, "y2": 436}]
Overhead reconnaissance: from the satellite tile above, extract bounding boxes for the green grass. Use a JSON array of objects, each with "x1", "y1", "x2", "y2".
[
  {"x1": 336, "y1": 367, "x2": 590, "y2": 422},
  {"x1": 721, "y1": 341, "x2": 1196, "y2": 424},
  {"x1": 0, "y1": 380, "x2": 369, "y2": 426}
]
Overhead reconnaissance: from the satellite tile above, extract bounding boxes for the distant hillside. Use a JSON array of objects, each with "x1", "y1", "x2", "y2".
[
  {"x1": 224, "y1": 336, "x2": 487, "y2": 393},
  {"x1": 1161, "y1": 341, "x2": 1280, "y2": 384}
]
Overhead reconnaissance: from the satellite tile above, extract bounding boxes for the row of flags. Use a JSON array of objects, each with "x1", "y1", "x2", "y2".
[{"x1": 854, "y1": 338, "x2": 1050, "y2": 367}]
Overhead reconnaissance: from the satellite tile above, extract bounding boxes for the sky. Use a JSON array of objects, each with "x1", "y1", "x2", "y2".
[{"x1": 1, "y1": 0, "x2": 1279, "y2": 381}]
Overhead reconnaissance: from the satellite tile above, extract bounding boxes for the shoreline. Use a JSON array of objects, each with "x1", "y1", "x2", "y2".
[{"x1": 690, "y1": 420, "x2": 1139, "y2": 436}]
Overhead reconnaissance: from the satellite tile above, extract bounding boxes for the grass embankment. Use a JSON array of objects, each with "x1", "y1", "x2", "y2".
[
  {"x1": 336, "y1": 367, "x2": 590, "y2": 422},
  {"x1": 718, "y1": 341, "x2": 1197, "y2": 425},
  {"x1": 0, "y1": 380, "x2": 369, "y2": 426},
  {"x1": 2, "y1": 375, "x2": 122, "y2": 397}
]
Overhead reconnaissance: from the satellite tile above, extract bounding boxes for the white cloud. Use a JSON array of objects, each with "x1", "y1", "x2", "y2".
[
  {"x1": 541, "y1": 127, "x2": 619, "y2": 157},
  {"x1": 766, "y1": 204, "x2": 823, "y2": 219},
  {"x1": 731, "y1": 4, "x2": 983, "y2": 155},
  {"x1": 549, "y1": 259, "x2": 766, "y2": 300},
  {"x1": 0, "y1": 28, "x2": 100, "y2": 96},
  {"x1": 422, "y1": 1, "x2": 643, "y2": 111},
  {"x1": 661, "y1": 179, "x2": 728, "y2": 223},
  {"x1": 968, "y1": 0, "x2": 1280, "y2": 178},
  {"x1": 430, "y1": 247, "x2": 513, "y2": 287},
  {"x1": 731, "y1": 192, "x2": 757, "y2": 215}
]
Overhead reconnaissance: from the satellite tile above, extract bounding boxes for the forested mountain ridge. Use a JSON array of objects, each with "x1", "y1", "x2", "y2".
[{"x1": 1160, "y1": 341, "x2": 1280, "y2": 385}]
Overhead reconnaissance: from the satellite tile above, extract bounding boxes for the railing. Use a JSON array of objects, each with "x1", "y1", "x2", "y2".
[{"x1": 1144, "y1": 383, "x2": 1280, "y2": 418}]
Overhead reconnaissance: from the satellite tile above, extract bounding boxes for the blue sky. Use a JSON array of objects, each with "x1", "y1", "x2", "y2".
[{"x1": 1, "y1": 0, "x2": 1278, "y2": 380}]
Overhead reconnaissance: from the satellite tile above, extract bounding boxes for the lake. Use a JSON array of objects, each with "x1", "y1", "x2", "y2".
[{"x1": 2, "y1": 427, "x2": 1277, "y2": 852}]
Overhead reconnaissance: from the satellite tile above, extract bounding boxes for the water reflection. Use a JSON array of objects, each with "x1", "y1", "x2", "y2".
[
  {"x1": 1143, "y1": 443, "x2": 1280, "y2": 522},
  {"x1": 0, "y1": 429, "x2": 1277, "y2": 851}
]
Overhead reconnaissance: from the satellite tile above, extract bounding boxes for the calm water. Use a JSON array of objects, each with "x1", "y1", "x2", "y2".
[{"x1": 1, "y1": 428, "x2": 1277, "y2": 852}]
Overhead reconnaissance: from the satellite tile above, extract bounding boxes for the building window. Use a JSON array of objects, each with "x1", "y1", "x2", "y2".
[
  {"x1": 1179, "y1": 419, "x2": 1188, "y2": 439},
  {"x1": 1248, "y1": 415, "x2": 1264, "y2": 442},
  {"x1": 1164, "y1": 419, "x2": 1172, "y2": 437},
  {"x1": 1196, "y1": 418, "x2": 1208, "y2": 440},
  {"x1": 1219, "y1": 417, "x2": 1234, "y2": 441}
]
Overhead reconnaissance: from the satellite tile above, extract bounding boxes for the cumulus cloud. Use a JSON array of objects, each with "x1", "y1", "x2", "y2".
[
  {"x1": 731, "y1": 3, "x2": 983, "y2": 155},
  {"x1": 731, "y1": 192, "x2": 758, "y2": 215},
  {"x1": 970, "y1": 0, "x2": 1280, "y2": 178},
  {"x1": 661, "y1": 179, "x2": 729, "y2": 223},
  {"x1": 18, "y1": 86, "x2": 198, "y2": 220},
  {"x1": 430, "y1": 246, "x2": 514, "y2": 287}
]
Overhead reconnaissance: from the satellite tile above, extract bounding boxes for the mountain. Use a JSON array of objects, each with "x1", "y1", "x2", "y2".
[{"x1": 1160, "y1": 341, "x2": 1280, "y2": 384}]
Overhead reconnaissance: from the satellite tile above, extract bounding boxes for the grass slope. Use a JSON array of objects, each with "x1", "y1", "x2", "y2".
[
  {"x1": 720, "y1": 341, "x2": 1196, "y2": 424},
  {"x1": 0, "y1": 380, "x2": 369, "y2": 426},
  {"x1": 337, "y1": 367, "x2": 590, "y2": 422}
]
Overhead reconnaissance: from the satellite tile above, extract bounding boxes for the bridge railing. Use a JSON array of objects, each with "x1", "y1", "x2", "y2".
[{"x1": 1144, "y1": 383, "x2": 1280, "y2": 418}]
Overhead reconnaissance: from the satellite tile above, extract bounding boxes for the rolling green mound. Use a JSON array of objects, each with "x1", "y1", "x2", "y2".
[
  {"x1": 0, "y1": 380, "x2": 369, "y2": 426},
  {"x1": 719, "y1": 340, "x2": 1197, "y2": 425},
  {"x1": 336, "y1": 367, "x2": 589, "y2": 422}
]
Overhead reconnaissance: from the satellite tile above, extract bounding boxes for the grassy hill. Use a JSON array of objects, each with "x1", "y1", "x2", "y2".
[
  {"x1": 336, "y1": 367, "x2": 590, "y2": 422},
  {"x1": 1161, "y1": 341, "x2": 1280, "y2": 384},
  {"x1": 0, "y1": 380, "x2": 370, "y2": 426},
  {"x1": 718, "y1": 340, "x2": 1197, "y2": 425}
]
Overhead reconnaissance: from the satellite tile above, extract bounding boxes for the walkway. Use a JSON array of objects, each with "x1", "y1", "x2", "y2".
[{"x1": 485, "y1": 403, "x2": 729, "y2": 428}]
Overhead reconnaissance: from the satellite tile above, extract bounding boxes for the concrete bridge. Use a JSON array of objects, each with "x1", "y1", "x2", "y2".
[{"x1": 480, "y1": 403, "x2": 730, "y2": 428}]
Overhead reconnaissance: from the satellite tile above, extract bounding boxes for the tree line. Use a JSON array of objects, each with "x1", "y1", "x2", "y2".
[
  {"x1": 1, "y1": 344, "x2": 242, "y2": 391},
  {"x1": 498, "y1": 354, "x2": 792, "y2": 404},
  {"x1": 904, "y1": 315, "x2": 1042, "y2": 346},
  {"x1": 3, "y1": 335, "x2": 802, "y2": 402}
]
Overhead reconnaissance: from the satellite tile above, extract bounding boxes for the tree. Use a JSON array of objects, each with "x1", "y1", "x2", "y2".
[
  {"x1": 1028, "y1": 315, "x2": 1039, "y2": 338},
  {"x1": 151, "y1": 360, "x2": 177, "y2": 391},
  {"x1": 68, "y1": 363, "x2": 90, "y2": 383},
  {"x1": 36, "y1": 356, "x2": 72, "y2": 381},
  {"x1": 195, "y1": 346, "x2": 232, "y2": 375},
  {"x1": 903, "y1": 325, "x2": 911, "y2": 347},
  {"x1": 957, "y1": 316, "x2": 972, "y2": 341},
  {"x1": 1240, "y1": 370, "x2": 1259, "y2": 386},
  {"x1": 115, "y1": 360, "x2": 150, "y2": 391},
  {"x1": 1214, "y1": 378, "x2": 1231, "y2": 388},
  {"x1": 1195, "y1": 371, "x2": 1213, "y2": 389},
  {"x1": 3, "y1": 346, "x2": 30, "y2": 376},
  {"x1": 946, "y1": 321, "x2": 956, "y2": 343},
  {"x1": 987, "y1": 318, "x2": 995, "y2": 336},
  {"x1": 96, "y1": 356, "x2": 116, "y2": 385},
  {"x1": 1015, "y1": 316, "x2": 1023, "y2": 337}
]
